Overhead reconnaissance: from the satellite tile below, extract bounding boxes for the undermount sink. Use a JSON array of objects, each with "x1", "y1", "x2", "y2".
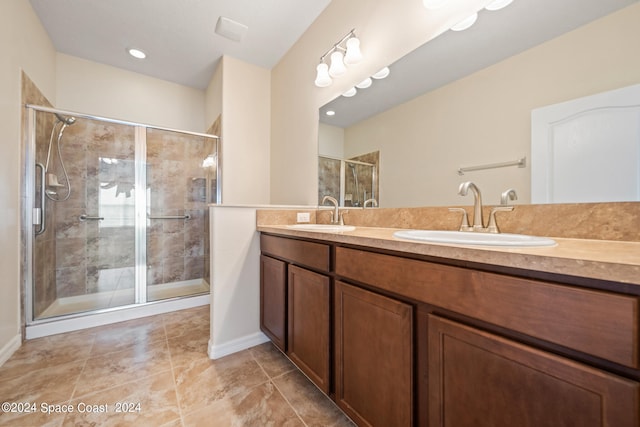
[
  {"x1": 287, "y1": 224, "x2": 356, "y2": 232},
  {"x1": 393, "y1": 230, "x2": 556, "y2": 247}
]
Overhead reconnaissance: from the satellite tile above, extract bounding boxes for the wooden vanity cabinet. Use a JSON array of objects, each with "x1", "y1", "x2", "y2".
[
  {"x1": 261, "y1": 233, "x2": 640, "y2": 427},
  {"x1": 428, "y1": 315, "x2": 639, "y2": 427},
  {"x1": 260, "y1": 254, "x2": 287, "y2": 351},
  {"x1": 287, "y1": 264, "x2": 331, "y2": 393},
  {"x1": 335, "y1": 280, "x2": 413, "y2": 426},
  {"x1": 259, "y1": 234, "x2": 331, "y2": 393}
]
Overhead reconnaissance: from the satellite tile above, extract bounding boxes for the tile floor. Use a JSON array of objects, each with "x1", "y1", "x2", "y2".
[{"x1": 0, "y1": 306, "x2": 354, "y2": 427}]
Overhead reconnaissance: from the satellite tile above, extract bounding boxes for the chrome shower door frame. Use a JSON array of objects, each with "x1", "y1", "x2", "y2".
[{"x1": 23, "y1": 105, "x2": 221, "y2": 325}]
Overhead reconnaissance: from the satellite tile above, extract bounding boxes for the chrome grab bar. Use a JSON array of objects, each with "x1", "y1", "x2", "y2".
[
  {"x1": 79, "y1": 214, "x2": 105, "y2": 221},
  {"x1": 147, "y1": 214, "x2": 191, "y2": 220},
  {"x1": 35, "y1": 163, "x2": 46, "y2": 235}
]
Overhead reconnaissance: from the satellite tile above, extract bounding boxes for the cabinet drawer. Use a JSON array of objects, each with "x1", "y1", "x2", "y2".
[
  {"x1": 261, "y1": 234, "x2": 330, "y2": 272},
  {"x1": 336, "y1": 247, "x2": 639, "y2": 368}
]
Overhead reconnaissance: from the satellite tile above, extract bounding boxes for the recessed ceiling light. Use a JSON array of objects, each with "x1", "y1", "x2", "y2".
[
  {"x1": 325, "y1": 110, "x2": 336, "y2": 116},
  {"x1": 128, "y1": 48, "x2": 146, "y2": 59}
]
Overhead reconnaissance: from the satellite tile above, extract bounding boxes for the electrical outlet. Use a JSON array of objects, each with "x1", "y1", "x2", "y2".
[
  {"x1": 297, "y1": 212, "x2": 310, "y2": 223},
  {"x1": 345, "y1": 194, "x2": 353, "y2": 201}
]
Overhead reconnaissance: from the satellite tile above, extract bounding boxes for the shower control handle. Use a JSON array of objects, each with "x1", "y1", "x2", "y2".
[{"x1": 79, "y1": 214, "x2": 105, "y2": 221}]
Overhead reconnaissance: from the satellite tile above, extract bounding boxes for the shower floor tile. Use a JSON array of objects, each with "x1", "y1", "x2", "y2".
[
  {"x1": 37, "y1": 279, "x2": 210, "y2": 319},
  {"x1": 0, "y1": 306, "x2": 355, "y2": 427}
]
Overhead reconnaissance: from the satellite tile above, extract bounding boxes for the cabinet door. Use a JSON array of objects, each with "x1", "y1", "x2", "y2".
[
  {"x1": 287, "y1": 265, "x2": 331, "y2": 393},
  {"x1": 260, "y1": 255, "x2": 287, "y2": 351},
  {"x1": 335, "y1": 280, "x2": 413, "y2": 427},
  {"x1": 428, "y1": 315, "x2": 640, "y2": 427}
]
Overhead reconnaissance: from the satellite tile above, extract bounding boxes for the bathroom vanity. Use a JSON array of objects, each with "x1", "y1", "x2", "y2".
[{"x1": 258, "y1": 224, "x2": 640, "y2": 427}]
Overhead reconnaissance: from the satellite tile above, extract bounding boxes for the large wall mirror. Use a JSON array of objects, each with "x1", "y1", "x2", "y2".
[{"x1": 318, "y1": 0, "x2": 640, "y2": 207}]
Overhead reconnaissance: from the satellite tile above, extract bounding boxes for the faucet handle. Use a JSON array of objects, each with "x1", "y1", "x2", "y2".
[
  {"x1": 487, "y1": 206, "x2": 514, "y2": 233},
  {"x1": 448, "y1": 208, "x2": 472, "y2": 232},
  {"x1": 339, "y1": 210, "x2": 349, "y2": 226}
]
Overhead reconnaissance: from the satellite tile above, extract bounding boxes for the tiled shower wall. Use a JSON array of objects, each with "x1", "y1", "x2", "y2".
[
  {"x1": 146, "y1": 128, "x2": 214, "y2": 287},
  {"x1": 22, "y1": 73, "x2": 57, "y2": 317},
  {"x1": 28, "y1": 103, "x2": 216, "y2": 317},
  {"x1": 53, "y1": 118, "x2": 137, "y2": 298}
]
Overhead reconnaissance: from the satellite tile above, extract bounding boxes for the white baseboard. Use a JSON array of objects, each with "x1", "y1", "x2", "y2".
[
  {"x1": 0, "y1": 334, "x2": 22, "y2": 367},
  {"x1": 208, "y1": 332, "x2": 269, "y2": 360}
]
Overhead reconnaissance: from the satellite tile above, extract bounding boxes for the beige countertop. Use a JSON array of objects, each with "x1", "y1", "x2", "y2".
[{"x1": 257, "y1": 225, "x2": 640, "y2": 288}]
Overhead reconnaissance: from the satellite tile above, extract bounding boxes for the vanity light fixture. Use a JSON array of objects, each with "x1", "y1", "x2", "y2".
[
  {"x1": 356, "y1": 77, "x2": 372, "y2": 89},
  {"x1": 127, "y1": 48, "x2": 147, "y2": 59},
  {"x1": 485, "y1": 0, "x2": 514, "y2": 11},
  {"x1": 329, "y1": 51, "x2": 347, "y2": 77},
  {"x1": 372, "y1": 67, "x2": 390, "y2": 79},
  {"x1": 342, "y1": 87, "x2": 357, "y2": 97},
  {"x1": 314, "y1": 29, "x2": 362, "y2": 87},
  {"x1": 423, "y1": 0, "x2": 449, "y2": 9},
  {"x1": 450, "y1": 13, "x2": 478, "y2": 31}
]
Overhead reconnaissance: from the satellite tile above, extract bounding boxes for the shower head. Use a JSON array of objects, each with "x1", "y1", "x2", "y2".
[{"x1": 55, "y1": 113, "x2": 76, "y2": 125}]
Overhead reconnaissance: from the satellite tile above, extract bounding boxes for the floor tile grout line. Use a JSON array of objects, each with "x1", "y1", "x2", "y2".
[
  {"x1": 163, "y1": 312, "x2": 187, "y2": 427},
  {"x1": 250, "y1": 347, "x2": 309, "y2": 427}
]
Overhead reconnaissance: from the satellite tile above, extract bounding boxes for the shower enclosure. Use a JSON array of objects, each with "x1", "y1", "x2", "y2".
[
  {"x1": 318, "y1": 156, "x2": 377, "y2": 207},
  {"x1": 24, "y1": 105, "x2": 220, "y2": 325}
]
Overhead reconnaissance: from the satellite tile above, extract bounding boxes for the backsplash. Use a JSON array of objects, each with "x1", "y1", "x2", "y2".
[{"x1": 257, "y1": 202, "x2": 640, "y2": 242}]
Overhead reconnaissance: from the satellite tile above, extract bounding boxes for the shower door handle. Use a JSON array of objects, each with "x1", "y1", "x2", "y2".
[
  {"x1": 79, "y1": 214, "x2": 105, "y2": 221},
  {"x1": 35, "y1": 163, "x2": 46, "y2": 235}
]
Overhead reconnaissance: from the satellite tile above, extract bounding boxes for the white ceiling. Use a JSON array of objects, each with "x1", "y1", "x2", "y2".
[
  {"x1": 29, "y1": 0, "x2": 332, "y2": 90},
  {"x1": 320, "y1": 0, "x2": 639, "y2": 128}
]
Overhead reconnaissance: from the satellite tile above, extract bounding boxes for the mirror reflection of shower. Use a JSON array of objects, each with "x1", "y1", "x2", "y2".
[
  {"x1": 44, "y1": 113, "x2": 76, "y2": 201},
  {"x1": 348, "y1": 162, "x2": 361, "y2": 207},
  {"x1": 318, "y1": 154, "x2": 378, "y2": 207}
]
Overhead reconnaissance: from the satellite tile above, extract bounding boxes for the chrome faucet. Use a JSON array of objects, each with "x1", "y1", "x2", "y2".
[
  {"x1": 363, "y1": 198, "x2": 378, "y2": 208},
  {"x1": 458, "y1": 181, "x2": 484, "y2": 231},
  {"x1": 454, "y1": 181, "x2": 513, "y2": 233},
  {"x1": 321, "y1": 195, "x2": 341, "y2": 225},
  {"x1": 501, "y1": 188, "x2": 518, "y2": 205}
]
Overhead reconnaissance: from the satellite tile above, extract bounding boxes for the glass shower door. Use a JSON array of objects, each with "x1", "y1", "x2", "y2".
[
  {"x1": 31, "y1": 112, "x2": 137, "y2": 319},
  {"x1": 145, "y1": 128, "x2": 217, "y2": 302}
]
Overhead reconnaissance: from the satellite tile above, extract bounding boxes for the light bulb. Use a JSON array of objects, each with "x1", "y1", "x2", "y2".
[
  {"x1": 314, "y1": 63, "x2": 332, "y2": 87},
  {"x1": 342, "y1": 87, "x2": 357, "y2": 97},
  {"x1": 423, "y1": 0, "x2": 448, "y2": 9},
  {"x1": 371, "y1": 67, "x2": 390, "y2": 79},
  {"x1": 344, "y1": 37, "x2": 363, "y2": 65},
  {"x1": 485, "y1": 0, "x2": 514, "y2": 11},
  {"x1": 329, "y1": 51, "x2": 347, "y2": 77},
  {"x1": 451, "y1": 13, "x2": 478, "y2": 31},
  {"x1": 356, "y1": 78, "x2": 372, "y2": 89}
]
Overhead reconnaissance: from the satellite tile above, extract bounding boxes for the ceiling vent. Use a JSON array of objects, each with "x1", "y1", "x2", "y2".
[{"x1": 215, "y1": 17, "x2": 248, "y2": 42}]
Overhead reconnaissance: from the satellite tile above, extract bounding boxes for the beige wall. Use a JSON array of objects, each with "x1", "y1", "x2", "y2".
[
  {"x1": 218, "y1": 56, "x2": 271, "y2": 205},
  {"x1": 318, "y1": 123, "x2": 344, "y2": 158},
  {"x1": 0, "y1": 0, "x2": 57, "y2": 358},
  {"x1": 270, "y1": 0, "x2": 492, "y2": 204},
  {"x1": 344, "y1": 3, "x2": 640, "y2": 207},
  {"x1": 204, "y1": 62, "x2": 223, "y2": 130},
  {"x1": 56, "y1": 54, "x2": 206, "y2": 132}
]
